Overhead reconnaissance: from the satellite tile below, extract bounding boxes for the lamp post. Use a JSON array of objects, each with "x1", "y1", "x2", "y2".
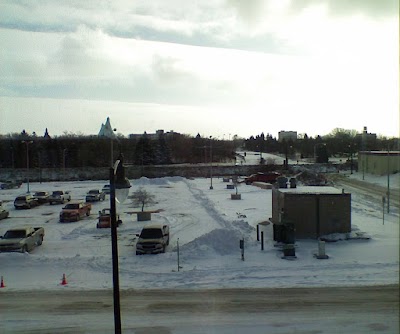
[
  {"x1": 209, "y1": 136, "x2": 213, "y2": 190},
  {"x1": 10, "y1": 147, "x2": 14, "y2": 169},
  {"x1": 347, "y1": 144, "x2": 354, "y2": 175},
  {"x1": 387, "y1": 145, "x2": 390, "y2": 213},
  {"x1": 22, "y1": 140, "x2": 33, "y2": 193},
  {"x1": 63, "y1": 149, "x2": 68, "y2": 181},
  {"x1": 109, "y1": 153, "x2": 131, "y2": 334},
  {"x1": 111, "y1": 128, "x2": 117, "y2": 167}
]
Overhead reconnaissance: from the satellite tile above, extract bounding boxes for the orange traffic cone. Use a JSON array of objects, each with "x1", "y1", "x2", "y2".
[
  {"x1": 0, "y1": 276, "x2": 5, "y2": 288},
  {"x1": 61, "y1": 273, "x2": 67, "y2": 286}
]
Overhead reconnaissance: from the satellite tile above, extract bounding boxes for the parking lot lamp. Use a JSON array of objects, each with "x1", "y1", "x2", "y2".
[
  {"x1": 109, "y1": 153, "x2": 131, "y2": 334},
  {"x1": 110, "y1": 127, "x2": 117, "y2": 167},
  {"x1": 21, "y1": 140, "x2": 33, "y2": 193},
  {"x1": 209, "y1": 136, "x2": 213, "y2": 190}
]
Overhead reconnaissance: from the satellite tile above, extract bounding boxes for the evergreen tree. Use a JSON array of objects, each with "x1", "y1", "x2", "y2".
[{"x1": 134, "y1": 133, "x2": 156, "y2": 165}]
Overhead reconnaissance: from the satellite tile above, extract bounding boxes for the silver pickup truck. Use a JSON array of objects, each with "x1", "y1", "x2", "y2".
[
  {"x1": 135, "y1": 224, "x2": 170, "y2": 255},
  {"x1": 0, "y1": 226, "x2": 45, "y2": 253},
  {"x1": 48, "y1": 190, "x2": 71, "y2": 205}
]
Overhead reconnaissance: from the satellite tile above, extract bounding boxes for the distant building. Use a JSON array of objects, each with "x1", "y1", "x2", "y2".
[
  {"x1": 43, "y1": 128, "x2": 51, "y2": 139},
  {"x1": 358, "y1": 151, "x2": 400, "y2": 175},
  {"x1": 98, "y1": 117, "x2": 116, "y2": 138},
  {"x1": 129, "y1": 130, "x2": 178, "y2": 140},
  {"x1": 356, "y1": 126, "x2": 377, "y2": 150},
  {"x1": 278, "y1": 131, "x2": 297, "y2": 142}
]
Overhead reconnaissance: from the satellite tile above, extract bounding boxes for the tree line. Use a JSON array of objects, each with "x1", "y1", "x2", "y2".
[
  {"x1": 0, "y1": 131, "x2": 238, "y2": 169},
  {"x1": 0, "y1": 128, "x2": 398, "y2": 168},
  {"x1": 243, "y1": 129, "x2": 399, "y2": 163}
]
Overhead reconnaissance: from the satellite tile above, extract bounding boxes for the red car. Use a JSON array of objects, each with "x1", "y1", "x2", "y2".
[{"x1": 243, "y1": 172, "x2": 281, "y2": 185}]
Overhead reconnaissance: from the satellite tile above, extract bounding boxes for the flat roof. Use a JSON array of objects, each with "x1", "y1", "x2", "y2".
[
  {"x1": 359, "y1": 151, "x2": 400, "y2": 155},
  {"x1": 277, "y1": 186, "x2": 346, "y2": 194}
]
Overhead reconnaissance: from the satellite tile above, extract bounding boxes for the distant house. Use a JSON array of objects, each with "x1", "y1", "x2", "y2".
[
  {"x1": 271, "y1": 186, "x2": 351, "y2": 240},
  {"x1": 358, "y1": 151, "x2": 400, "y2": 175}
]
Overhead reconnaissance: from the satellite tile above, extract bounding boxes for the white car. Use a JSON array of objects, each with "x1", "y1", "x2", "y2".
[{"x1": 102, "y1": 184, "x2": 110, "y2": 194}]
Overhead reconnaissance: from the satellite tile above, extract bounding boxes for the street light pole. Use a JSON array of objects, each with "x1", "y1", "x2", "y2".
[
  {"x1": 10, "y1": 147, "x2": 14, "y2": 169},
  {"x1": 22, "y1": 141, "x2": 33, "y2": 193},
  {"x1": 109, "y1": 153, "x2": 131, "y2": 334},
  {"x1": 209, "y1": 137, "x2": 213, "y2": 190},
  {"x1": 111, "y1": 128, "x2": 117, "y2": 167},
  {"x1": 109, "y1": 166, "x2": 121, "y2": 334},
  {"x1": 387, "y1": 145, "x2": 390, "y2": 213},
  {"x1": 63, "y1": 149, "x2": 68, "y2": 181}
]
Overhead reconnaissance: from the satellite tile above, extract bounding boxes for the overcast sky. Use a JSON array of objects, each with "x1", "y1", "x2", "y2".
[{"x1": 0, "y1": 0, "x2": 398, "y2": 139}]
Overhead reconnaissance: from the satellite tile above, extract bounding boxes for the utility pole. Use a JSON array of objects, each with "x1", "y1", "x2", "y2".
[
  {"x1": 209, "y1": 136, "x2": 213, "y2": 190},
  {"x1": 63, "y1": 149, "x2": 68, "y2": 181},
  {"x1": 387, "y1": 145, "x2": 390, "y2": 213},
  {"x1": 22, "y1": 140, "x2": 33, "y2": 193}
]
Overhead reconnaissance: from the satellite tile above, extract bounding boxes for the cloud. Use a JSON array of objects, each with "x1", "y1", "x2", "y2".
[
  {"x1": 0, "y1": 1, "x2": 397, "y2": 138},
  {"x1": 288, "y1": 0, "x2": 398, "y2": 17},
  {"x1": 226, "y1": 0, "x2": 267, "y2": 24}
]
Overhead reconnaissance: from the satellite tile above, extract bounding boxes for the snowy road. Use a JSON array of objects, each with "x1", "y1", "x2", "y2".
[
  {"x1": 1, "y1": 285, "x2": 398, "y2": 333},
  {"x1": 328, "y1": 173, "x2": 400, "y2": 210}
]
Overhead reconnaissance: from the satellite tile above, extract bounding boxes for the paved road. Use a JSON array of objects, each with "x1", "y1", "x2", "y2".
[
  {"x1": 1, "y1": 285, "x2": 398, "y2": 333},
  {"x1": 327, "y1": 173, "x2": 400, "y2": 209}
]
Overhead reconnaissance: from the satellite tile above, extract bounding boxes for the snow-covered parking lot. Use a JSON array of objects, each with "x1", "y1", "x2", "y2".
[
  {"x1": 0, "y1": 172, "x2": 399, "y2": 333},
  {"x1": 0, "y1": 173, "x2": 398, "y2": 290}
]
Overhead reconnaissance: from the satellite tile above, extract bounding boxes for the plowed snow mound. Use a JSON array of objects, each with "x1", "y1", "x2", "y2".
[
  {"x1": 180, "y1": 228, "x2": 247, "y2": 256},
  {"x1": 133, "y1": 176, "x2": 185, "y2": 186}
]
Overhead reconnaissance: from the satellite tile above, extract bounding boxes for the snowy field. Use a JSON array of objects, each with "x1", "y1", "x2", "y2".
[
  {"x1": 0, "y1": 165, "x2": 399, "y2": 333},
  {"x1": 0, "y1": 171, "x2": 398, "y2": 291}
]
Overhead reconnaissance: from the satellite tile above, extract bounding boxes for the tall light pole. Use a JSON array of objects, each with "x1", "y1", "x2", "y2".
[
  {"x1": 387, "y1": 145, "x2": 390, "y2": 213},
  {"x1": 110, "y1": 153, "x2": 131, "y2": 334},
  {"x1": 22, "y1": 140, "x2": 33, "y2": 193},
  {"x1": 63, "y1": 149, "x2": 68, "y2": 181},
  {"x1": 348, "y1": 144, "x2": 354, "y2": 175},
  {"x1": 209, "y1": 136, "x2": 213, "y2": 190},
  {"x1": 111, "y1": 128, "x2": 117, "y2": 167},
  {"x1": 10, "y1": 147, "x2": 15, "y2": 169}
]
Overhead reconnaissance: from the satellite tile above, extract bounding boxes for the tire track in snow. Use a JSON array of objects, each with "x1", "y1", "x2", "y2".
[
  {"x1": 180, "y1": 179, "x2": 255, "y2": 255},
  {"x1": 183, "y1": 178, "x2": 234, "y2": 230}
]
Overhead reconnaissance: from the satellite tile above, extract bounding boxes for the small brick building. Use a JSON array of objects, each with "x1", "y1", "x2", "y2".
[{"x1": 271, "y1": 186, "x2": 351, "y2": 240}]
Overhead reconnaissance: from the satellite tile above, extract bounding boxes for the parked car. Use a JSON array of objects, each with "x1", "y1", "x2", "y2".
[
  {"x1": 48, "y1": 190, "x2": 71, "y2": 205},
  {"x1": 0, "y1": 201, "x2": 9, "y2": 220},
  {"x1": 0, "y1": 181, "x2": 22, "y2": 190},
  {"x1": 135, "y1": 224, "x2": 170, "y2": 255},
  {"x1": 33, "y1": 191, "x2": 50, "y2": 204},
  {"x1": 96, "y1": 208, "x2": 122, "y2": 228},
  {"x1": 85, "y1": 189, "x2": 106, "y2": 202},
  {"x1": 0, "y1": 226, "x2": 44, "y2": 253},
  {"x1": 102, "y1": 184, "x2": 111, "y2": 194},
  {"x1": 242, "y1": 172, "x2": 281, "y2": 185},
  {"x1": 59, "y1": 202, "x2": 92, "y2": 222},
  {"x1": 14, "y1": 194, "x2": 40, "y2": 209}
]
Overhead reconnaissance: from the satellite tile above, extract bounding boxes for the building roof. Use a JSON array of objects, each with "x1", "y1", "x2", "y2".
[
  {"x1": 359, "y1": 151, "x2": 400, "y2": 156},
  {"x1": 98, "y1": 117, "x2": 116, "y2": 138},
  {"x1": 277, "y1": 186, "x2": 346, "y2": 194}
]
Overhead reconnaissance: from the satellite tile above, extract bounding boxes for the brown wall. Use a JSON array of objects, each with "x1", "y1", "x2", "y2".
[
  {"x1": 0, "y1": 164, "x2": 283, "y2": 183},
  {"x1": 272, "y1": 188, "x2": 351, "y2": 239}
]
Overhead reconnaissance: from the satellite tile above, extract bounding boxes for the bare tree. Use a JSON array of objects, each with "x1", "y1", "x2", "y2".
[
  {"x1": 232, "y1": 175, "x2": 241, "y2": 195},
  {"x1": 130, "y1": 187, "x2": 156, "y2": 212}
]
